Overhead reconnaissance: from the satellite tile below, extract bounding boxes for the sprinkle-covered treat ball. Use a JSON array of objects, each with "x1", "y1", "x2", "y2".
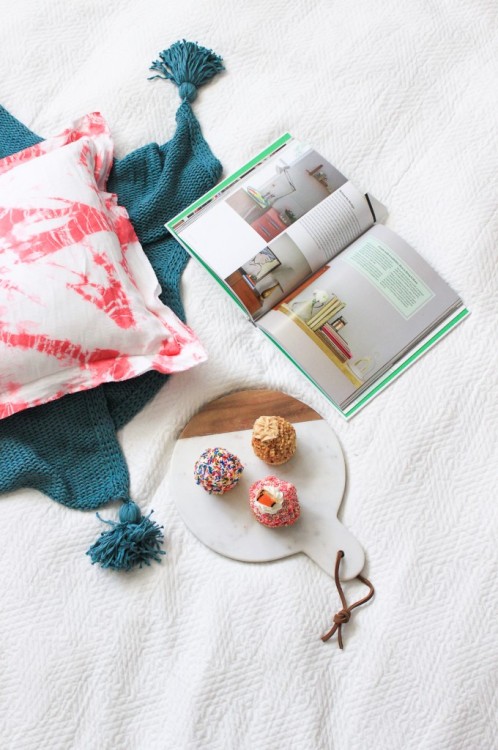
[
  {"x1": 249, "y1": 475, "x2": 300, "y2": 527},
  {"x1": 252, "y1": 416, "x2": 296, "y2": 465},
  {"x1": 194, "y1": 447, "x2": 244, "y2": 495}
]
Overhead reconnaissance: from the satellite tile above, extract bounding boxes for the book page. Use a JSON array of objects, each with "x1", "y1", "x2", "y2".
[
  {"x1": 283, "y1": 181, "x2": 374, "y2": 271},
  {"x1": 258, "y1": 224, "x2": 463, "y2": 410},
  {"x1": 170, "y1": 137, "x2": 377, "y2": 321}
]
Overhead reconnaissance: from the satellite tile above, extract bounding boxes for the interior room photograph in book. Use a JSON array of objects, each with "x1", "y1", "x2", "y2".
[
  {"x1": 225, "y1": 142, "x2": 347, "y2": 242},
  {"x1": 225, "y1": 234, "x2": 314, "y2": 318},
  {"x1": 259, "y1": 225, "x2": 461, "y2": 410}
]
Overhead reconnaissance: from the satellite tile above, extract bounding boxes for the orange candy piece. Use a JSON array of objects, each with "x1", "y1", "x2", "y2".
[{"x1": 257, "y1": 490, "x2": 276, "y2": 508}]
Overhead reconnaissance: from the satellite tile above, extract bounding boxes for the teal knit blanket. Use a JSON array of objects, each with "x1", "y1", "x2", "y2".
[{"x1": 0, "y1": 41, "x2": 223, "y2": 569}]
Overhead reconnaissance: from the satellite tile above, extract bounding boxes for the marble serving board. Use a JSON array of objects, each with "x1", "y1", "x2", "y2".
[{"x1": 169, "y1": 390, "x2": 364, "y2": 580}]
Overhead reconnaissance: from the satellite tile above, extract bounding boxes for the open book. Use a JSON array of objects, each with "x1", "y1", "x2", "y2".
[{"x1": 167, "y1": 134, "x2": 468, "y2": 418}]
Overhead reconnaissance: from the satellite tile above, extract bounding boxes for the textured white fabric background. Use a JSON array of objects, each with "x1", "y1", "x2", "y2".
[{"x1": 0, "y1": 1, "x2": 497, "y2": 749}]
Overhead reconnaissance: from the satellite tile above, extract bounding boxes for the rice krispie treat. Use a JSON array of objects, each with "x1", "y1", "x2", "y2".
[
  {"x1": 194, "y1": 447, "x2": 244, "y2": 495},
  {"x1": 251, "y1": 415, "x2": 296, "y2": 465},
  {"x1": 249, "y1": 475, "x2": 300, "y2": 527}
]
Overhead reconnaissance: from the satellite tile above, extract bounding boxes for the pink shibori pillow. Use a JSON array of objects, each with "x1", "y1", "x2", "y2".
[{"x1": 0, "y1": 113, "x2": 206, "y2": 419}]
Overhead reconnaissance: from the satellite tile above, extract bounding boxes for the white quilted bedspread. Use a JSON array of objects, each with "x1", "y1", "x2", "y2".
[{"x1": 0, "y1": 2, "x2": 497, "y2": 749}]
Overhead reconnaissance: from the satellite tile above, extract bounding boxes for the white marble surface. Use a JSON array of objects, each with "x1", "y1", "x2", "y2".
[{"x1": 169, "y1": 420, "x2": 365, "y2": 579}]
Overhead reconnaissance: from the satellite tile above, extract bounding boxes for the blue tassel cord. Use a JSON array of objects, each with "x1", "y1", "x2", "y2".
[
  {"x1": 149, "y1": 39, "x2": 224, "y2": 102},
  {"x1": 87, "y1": 501, "x2": 165, "y2": 571}
]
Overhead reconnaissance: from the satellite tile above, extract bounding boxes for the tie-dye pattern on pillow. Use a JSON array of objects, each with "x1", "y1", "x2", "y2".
[{"x1": 0, "y1": 113, "x2": 207, "y2": 419}]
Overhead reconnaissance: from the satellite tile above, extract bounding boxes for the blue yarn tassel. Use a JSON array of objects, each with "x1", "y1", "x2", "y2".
[
  {"x1": 86, "y1": 501, "x2": 165, "y2": 571},
  {"x1": 149, "y1": 39, "x2": 224, "y2": 103}
]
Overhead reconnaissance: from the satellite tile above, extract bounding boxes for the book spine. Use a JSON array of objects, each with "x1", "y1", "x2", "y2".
[
  {"x1": 308, "y1": 300, "x2": 345, "y2": 331},
  {"x1": 320, "y1": 324, "x2": 352, "y2": 358},
  {"x1": 307, "y1": 297, "x2": 338, "y2": 328},
  {"x1": 315, "y1": 330, "x2": 348, "y2": 362}
]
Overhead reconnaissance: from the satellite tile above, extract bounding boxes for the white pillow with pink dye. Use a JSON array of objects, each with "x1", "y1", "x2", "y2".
[{"x1": 0, "y1": 113, "x2": 206, "y2": 419}]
